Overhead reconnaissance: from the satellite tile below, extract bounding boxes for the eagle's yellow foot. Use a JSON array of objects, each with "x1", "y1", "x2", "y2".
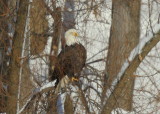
[{"x1": 71, "y1": 77, "x2": 79, "y2": 82}]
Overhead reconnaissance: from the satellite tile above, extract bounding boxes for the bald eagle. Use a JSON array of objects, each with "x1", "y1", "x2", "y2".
[{"x1": 51, "y1": 29, "x2": 86, "y2": 92}]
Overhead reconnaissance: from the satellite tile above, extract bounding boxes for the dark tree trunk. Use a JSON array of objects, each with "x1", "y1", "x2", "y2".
[
  {"x1": 30, "y1": 0, "x2": 48, "y2": 55},
  {"x1": 49, "y1": 7, "x2": 62, "y2": 80},
  {"x1": 102, "y1": 0, "x2": 141, "y2": 113},
  {"x1": 0, "y1": 0, "x2": 10, "y2": 112},
  {"x1": 6, "y1": 0, "x2": 29, "y2": 113}
]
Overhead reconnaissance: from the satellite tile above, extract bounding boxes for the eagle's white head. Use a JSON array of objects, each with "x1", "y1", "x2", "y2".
[{"x1": 65, "y1": 29, "x2": 79, "y2": 46}]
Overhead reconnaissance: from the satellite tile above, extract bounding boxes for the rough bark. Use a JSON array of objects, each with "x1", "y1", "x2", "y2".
[
  {"x1": 0, "y1": 0, "x2": 10, "y2": 80},
  {"x1": 30, "y1": 0, "x2": 48, "y2": 55},
  {"x1": 0, "y1": 0, "x2": 10, "y2": 112},
  {"x1": 104, "y1": 0, "x2": 141, "y2": 112},
  {"x1": 0, "y1": 1, "x2": 8, "y2": 112},
  {"x1": 6, "y1": 0, "x2": 29, "y2": 113}
]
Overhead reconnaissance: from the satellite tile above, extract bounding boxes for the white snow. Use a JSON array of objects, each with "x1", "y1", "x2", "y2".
[{"x1": 40, "y1": 80, "x2": 56, "y2": 91}]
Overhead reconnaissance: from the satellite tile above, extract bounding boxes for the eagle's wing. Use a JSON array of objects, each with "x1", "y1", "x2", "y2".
[{"x1": 58, "y1": 44, "x2": 86, "y2": 78}]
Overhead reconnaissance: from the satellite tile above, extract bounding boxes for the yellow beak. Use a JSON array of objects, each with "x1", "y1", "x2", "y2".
[{"x1": 73, "y1": 32, "x2": 78, "y2": 37}]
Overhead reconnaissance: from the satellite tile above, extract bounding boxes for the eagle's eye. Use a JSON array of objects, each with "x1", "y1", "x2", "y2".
[{"x1": 72, "y1": 32, "x2": 78, "y2": 37}]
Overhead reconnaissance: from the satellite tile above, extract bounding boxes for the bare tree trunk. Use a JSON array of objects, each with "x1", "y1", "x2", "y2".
[
  {"x1": 64, "y1": 95, "x2": 74, "y2": 114},
  {"x1": 102, "y1": 0, "x2": 141, "y2": 113},
  {"x1": 30, "y1": 0, "x2": 48, "y2": 55},
  {"x1": 0, "y1": 0, "x2": 10, "y2": 80},
  {"x1": 6, "y1": 0, "x2": 29, "y2": 113},
  {"x1": 0, "y1": 0, "x2": 9, "y2": 112},
  {"x1": 49, "y1": 6, "x2": 62, "y2": 80}
]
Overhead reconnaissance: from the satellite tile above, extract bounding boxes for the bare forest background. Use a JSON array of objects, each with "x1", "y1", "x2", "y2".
[{"x1": 0, "y1": 0, "x2": 160, "y2": 114}]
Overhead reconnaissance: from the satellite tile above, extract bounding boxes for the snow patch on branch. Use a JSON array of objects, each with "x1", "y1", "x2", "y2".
[
  {"x1": 18, "y1": 96, "x2": 32, "y2": 114},
  {"x1": 129, "y1": 23, "x2": 160, "y2": 61},
  {"x1": 40, "y1": 80, "x2": 56, "y2": 92}
]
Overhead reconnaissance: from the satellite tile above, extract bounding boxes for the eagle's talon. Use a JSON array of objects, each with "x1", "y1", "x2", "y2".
[{"x1": 71, "y1": 77, "x2": 79, "y2": 82}]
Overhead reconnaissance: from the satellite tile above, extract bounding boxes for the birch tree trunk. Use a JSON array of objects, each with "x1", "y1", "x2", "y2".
[
  {"x1": 6, "y1": 0, "x2": 29, "y2": 113},
  {"x1": 103, "y1": 0, "x2": 141, "y2": 112}
]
